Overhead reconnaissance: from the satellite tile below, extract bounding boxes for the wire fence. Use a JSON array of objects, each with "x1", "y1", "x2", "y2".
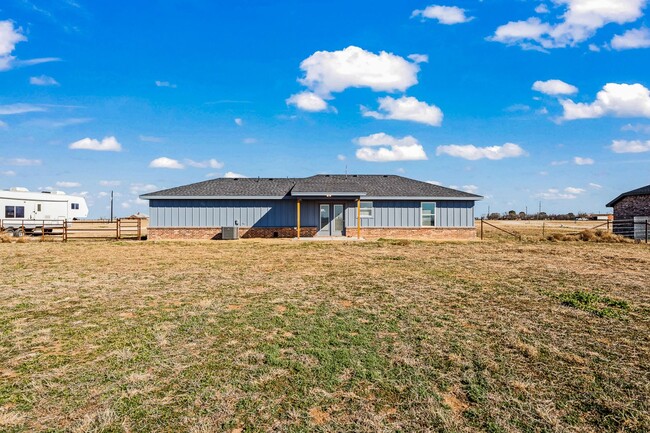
[{"x1": 479, "y1": 218, "x2": 650, "y2": 243}]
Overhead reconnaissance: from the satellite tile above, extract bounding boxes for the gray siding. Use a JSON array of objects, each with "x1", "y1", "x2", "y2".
[
  {"x1": 149, "y1": 199, "x2": 475, "y2": 228},
  {"x1": 344, "y1": 200, "x2": 474, "y2": 228}
]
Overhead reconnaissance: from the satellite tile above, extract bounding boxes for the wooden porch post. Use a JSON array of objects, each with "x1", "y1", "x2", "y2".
[
  {"x1": 357, "y1": 198, "x2": 361, "y2": 239},
  {"x1": 297, "y1": 199, "x2": 301, "y2": 239}
]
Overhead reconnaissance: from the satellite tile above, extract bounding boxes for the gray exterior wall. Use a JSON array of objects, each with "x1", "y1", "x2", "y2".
[{"x1": 149, "y1": 199, "x2": 475, "y2": 229}]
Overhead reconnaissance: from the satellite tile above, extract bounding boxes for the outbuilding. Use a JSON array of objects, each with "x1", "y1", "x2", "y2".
[
  {"x1": 140, "y1": 174, "x2": 482, "y2": 240},
  {"x1": 606, "y1": 184, "x2": 650, "y2": 238}
]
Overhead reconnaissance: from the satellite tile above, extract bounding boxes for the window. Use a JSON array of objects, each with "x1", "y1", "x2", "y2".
[
  {"x1": 359, "y1": 201, "x2": 373, "y2": 218},
  {"x1": 421, "y1": 202, "x2": 435, "y2": 226},
  {"x1": 15, "y1": 206, "x2": 24, "y2": 218},
  {"x1": 37, "y1": 204, "x2": 42, "y2": 212},
  {"x1": 71, "y1": 203, "x2": 79, "y2": 210},
  {"x1": 5, "y1": 206, "x2": 14, "y2": 218}
]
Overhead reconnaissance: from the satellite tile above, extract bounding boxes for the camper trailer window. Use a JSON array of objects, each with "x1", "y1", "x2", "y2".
[
  {"x1": 5, "y1": 206, "x2": 14, "y2": 218},
  {"x1": 37, "y1": 204, "x2": 42, "y2": 212},
  {"x1": 15, "y1": 207, "x2": 24, "y2": 218},
  {"x1": 71, "y1": 203, "x2": 80, "y2": 210}
]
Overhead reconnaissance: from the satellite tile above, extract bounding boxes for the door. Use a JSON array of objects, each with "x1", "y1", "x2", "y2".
[{"x1": 318, "y1": 203, "x2": 345, "y2": 236}]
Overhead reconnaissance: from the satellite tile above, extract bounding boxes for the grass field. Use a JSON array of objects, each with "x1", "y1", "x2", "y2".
[{"x1": 1, "y1": 239, "x2": 648, "y2": 432}]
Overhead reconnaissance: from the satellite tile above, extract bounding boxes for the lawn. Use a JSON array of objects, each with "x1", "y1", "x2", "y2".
[{"x1": 0, "y1": 239, "x2": 648, "y2": 432}]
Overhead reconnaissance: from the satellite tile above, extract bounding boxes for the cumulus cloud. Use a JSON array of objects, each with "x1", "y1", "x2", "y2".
[
  {"x1": 286, "y1": 91, "x2": 330, "y2": 112},
  {"x1": 56, "y1": 181, "x2": 81, "y2": 188},
  {"x1": 184, "y1": 158, "x2": 224, "y2": 169},
  {"x1": 407, "y1": 54, "x2": 429, "y2": 63},
  {"x1": 234, "y1": 118, "x2": 244, "y2": 126},
  {"x1": 621, "y1": 123, "x2": 650, "y2": 133},
  {"x1": 224, "y1": 171, "x2": 247, "y2": 178},
  {"x1": 354, "y1": 133, "x2": 427, "y2": 162},
  {"x1": 149, "y1": 157, "x2": 184, "y2": 169},
  {"x1": 5, "y1": 158, "x2": 41, "y2": 166},
  {"x1": 0, "y1": 103, "x2": 46, "y2": 115},
  {"x1": 0, "y1": 20, "x2": 59, "y2": 71},
  {"x1": 361, "y1": 96, "x2": 443, "y2": 126},
  {"x1": 436, "y1": 143, "x2": 526, "y2": 160},
  {"x1": 532, "y1": 79, "x2": 578, "y2": 95},
  {"x1": 155, "y1": 80, "x2": 177, "y2": 88},
  {"x1": 573, "y1": 156, "x2": 594, "y2": 165},
  {"x1": 129, "y1": 183, "x2": 157, "y2": 194},
  {"x1": 1, "y1": 170, "x2": 16, "y2": 176},
  {"x1": 99, "y1": 180, "x2": 121, "y2": 187},
  {"x1": 611, "y1": 27, "x2": 650, "y2": 50},
  {"x1": 29, "y1": 75, "x2": 59, "y2": 86},
  {"x1": 536, "y1": 4, "x2": 550, "y2": 14},
  {"x1": 295, "y1": 46, "x2": 421, "y2": 98},
  {"x1": 490, "y1": 0, "x2": 648, "y2": 50},
  {"x1": 411, "y1": 5, "x2": 473, "y2": 24},
  {"x1": 69, "y1": 136, "x2": 122, "y2": 152},
  {"x1": 536, "y1": 187, "x2": 585, "y2": 200},
  {"x1": 611, "y1": 139, "x2": 650, "y2": 153},
  {"x1": 337, "y1": 154, "x2": 346, "y2": 161},
  {"x1": 561, "y1": 83, "x2": 650, "y2": 120}
]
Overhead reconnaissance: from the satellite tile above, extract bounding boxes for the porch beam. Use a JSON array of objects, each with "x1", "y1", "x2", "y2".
[
  {"x1": 357, "y1": 198, "x2": 361, "y2": 239},
  {"x1": 297, "y1": 199, "x2": 301, "y2": 239}
]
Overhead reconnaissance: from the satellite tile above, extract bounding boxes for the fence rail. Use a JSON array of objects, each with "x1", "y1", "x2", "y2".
[
  {"x1": 479, "y1": 218, "x2": 649, "y2": 243},
  {"x1": 0, "y1": 218, "x2": 146, "y2": 241}
]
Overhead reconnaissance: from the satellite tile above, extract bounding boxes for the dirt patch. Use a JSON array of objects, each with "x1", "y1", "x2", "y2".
[{"x1": 308, "y1": 407, "x2": 330, "y2": 425}]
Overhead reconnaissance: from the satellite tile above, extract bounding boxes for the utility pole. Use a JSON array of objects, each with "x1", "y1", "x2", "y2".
[{"x1": 110, "y1": 191, "x2": 114, "y2": 222}]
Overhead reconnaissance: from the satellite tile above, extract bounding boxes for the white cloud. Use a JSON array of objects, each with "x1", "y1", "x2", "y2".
[
  {"x1": 296, "y1": 46, "x2": 421, "y2": 97},
  {"x1": 184, "y1": 158, "x2": 224, "y2": 169},
  {"x1": 99, "y1": 180, "x2": 121, "y2": 187},
  {"x1": 611, "y1": 139, "x2": 650, "y2": 153},
  {"x1": 5, "y1": 158, "x2": 41, "y2": 166},
  {"x1": 1, "y1": 170, "x2": 16, "y2": 176},
  {"x1": 243, "y1": 138, "x2": 257, "y2": 144},
  {"x1": 286, "y1": 91, "x2": 330, "y2": 112},
  {"x1": 129, "y1": 183, "x2": 157, "y2": 194},
  {"x1": 0, "y1": 103, "x2": 46, "y2": 115},
  {"x1": 535, "y1": 4, "x2": 550, "y2": 14},
  {"x1": 561, "y1": 83, "x2": 650, "y2": 120},
  {"x1": 611, "y1": 27, "x2": 650, "y2": 50},
  {"x1": 69, "y1": 136, "x2": 122, "y2": 152},
  {"x1": 337, "y1": 154, "x2": 346, "y2": 161},
  {"x1": 588, "y1": 43, "x2": 601, "y2": 51},
  {"x1": 155, "y1": 80, "x2": 177, "y2": 88},
  {"x1": 621, "y1": 123, "x2": 650, "y2": 133},
  {"x1": 536, "y1": 187, "x2": 585, "y2": 200},
  {"x1": 361, "y1": 95, "x2": 443, "y2": 126},
  {"x1": 0, "y1": 120, "x2": 6, "y2": 128},
  {"x1": 407, "y1": 54, "x2": 429, "y2": 63},
  {"x1": 573, "y1": 156, "x2": 594, "y2": 165},
  {"x1": 29, "y1": 75, "x2": 59, "y2": 86},
  {"x1": 589, "y1": 182, "x2": 603, "y2": 189},
  {"x1": 354, "y1": 133, "x2": 427, "y2": 162},
  {"x1": 532, "y1": 79, "x2": 578, "y2": 95},
  {"x1": 426, "y1": 180, "x2": 442, "y2": 185},
  {"x1": 23, "y1": 117, "x2": 92, "y2": 128},
  {"x1": 149, "y1": 157, "x2": 184, "y2": 169},
  {"x1": 139, "y1": 135, "x2": 163, "y2": 143},
  {"x1": 234, "y1": 118, "x2": 244, "y2": 126},
  {"x1": 0, "y1": 20, "x2": 26, "y2": 71},
  {"x1": 224, "y1": 171, "x2": 247, "y2": 178},
  {"x1": 551, "y1": 160, "x2": 569, "y2": 166},
  {"x1": 56, "y1": 181, "x2": 81, "y2": 188},
  {"x1": 411, "y1": 5, "x2": 473, "y2": 24},
  {"x1": 460, "y1": 184, "x2": 479, "y2": 194},
  {"x1": 490, "y1": 0, "x2": 647, "y2": 50},
  {"x1": 436, "y1": 143, "x2": 526, "y2": 160}
]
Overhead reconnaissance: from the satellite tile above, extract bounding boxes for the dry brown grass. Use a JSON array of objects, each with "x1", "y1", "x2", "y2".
[{"x1": 0, "y1": 239, "x2": 648, "y2": 432}]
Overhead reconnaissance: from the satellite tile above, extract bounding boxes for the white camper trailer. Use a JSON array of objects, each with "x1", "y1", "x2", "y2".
[{"x1": 0, "y1": 187, "x2": 88, "y2": 235}]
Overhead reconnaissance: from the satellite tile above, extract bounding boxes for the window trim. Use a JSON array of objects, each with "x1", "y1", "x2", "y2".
[
  {"x1": 359, "y1": 201, "x2": 373, "y2": 218},
  {"x1": 421, "y1": 201, "x2": 436, "y2": 227}
]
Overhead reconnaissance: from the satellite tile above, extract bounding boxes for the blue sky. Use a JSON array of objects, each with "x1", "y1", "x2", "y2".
[{"x1": 1, "y1": 0, "x2": 650, "y2": 217}]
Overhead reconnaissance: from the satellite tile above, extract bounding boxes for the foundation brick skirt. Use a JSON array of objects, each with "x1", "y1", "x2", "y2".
[
  {"x1": 148, "y1": 226, "x2": 476, "y2": 240},
  {"x1": 148, "y1": 227, "x2": 318, "y2": 240},
  {"x1": 345, "y1": 227, "x2": 477, "y2": 240}
]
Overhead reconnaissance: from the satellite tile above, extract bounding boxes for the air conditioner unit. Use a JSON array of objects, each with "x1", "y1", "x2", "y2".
[{"x1": 222, "y1": 226, "x2": 239, "y2": 240}]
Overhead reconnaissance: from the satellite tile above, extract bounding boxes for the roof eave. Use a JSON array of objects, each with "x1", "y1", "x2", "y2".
[{"x1": 140, "y1": 195, "x2": 289, "y2": 200}]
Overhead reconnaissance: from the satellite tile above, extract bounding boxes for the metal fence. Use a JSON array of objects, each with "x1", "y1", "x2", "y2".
[{"x1": 0, "y1": 218, "x2": 146, "y2": 241}]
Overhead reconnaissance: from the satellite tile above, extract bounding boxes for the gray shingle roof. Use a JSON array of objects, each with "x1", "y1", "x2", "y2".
[
  {"x1": 607, "y1": 184, "x2": 650, "y2": 207},
  {"x1": 141, "y1": 174, "x2": 482, "y2": 200}
]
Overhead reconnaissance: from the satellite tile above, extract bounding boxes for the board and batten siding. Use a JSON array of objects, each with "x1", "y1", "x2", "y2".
[
  {"x1": 149, "y1": 199, "x2": 475, "y2": 229},
  {"x1": 344, "y1": 200, "x2": 475, "y2": 228},
  {"x1": 150, "y1": 199, "x2": 319, "y2": 228}
]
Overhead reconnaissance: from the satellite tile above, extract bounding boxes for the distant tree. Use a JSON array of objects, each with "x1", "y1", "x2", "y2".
[
  {"x1": 488, "y1": 213, "x2": 501, "y2": 220},
  {"x1": 508, "y1": 210, "x2": 517, "y2": 220},
  {"x1": 519, "y1": 211, "x2": 527, "y2": 220},
  {"x1": 567, "y1": 212, "x2": 576, "y2": 220},
  {"x1": 538, "y1": 212, "x2": 548, "y2": 220}
]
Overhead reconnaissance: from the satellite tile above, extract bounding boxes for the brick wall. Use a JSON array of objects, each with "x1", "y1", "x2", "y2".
[
  {"x1": 345, "y1": 227, "x2": 476, "y2": 240},
  {"x1": 613, "y1": 195, "x2": 650, "y2": 220},
  {"x1": 148, "y1": 227, "x2": 318, "y2": 240}
]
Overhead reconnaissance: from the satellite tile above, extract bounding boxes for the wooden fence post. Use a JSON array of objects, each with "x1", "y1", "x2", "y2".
[
  {"x1": 116, "y1": 219, "x2": 120, "y2": 240},
  {"x1": 480, "y1": 217, "x2": 484, "y2": 240}
]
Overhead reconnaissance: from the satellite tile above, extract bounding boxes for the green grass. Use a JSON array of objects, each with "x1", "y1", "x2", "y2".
[{"x1": 0, "y1": 239, "x2": 648, "y2": 432}]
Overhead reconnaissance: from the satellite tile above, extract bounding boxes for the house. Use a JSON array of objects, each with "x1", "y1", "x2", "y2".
[
  {"x1": 140, "y1": 174, "x2": 482, "y2": 240},
  {"x1": 606, "y1": 184, "x2": 650, "y2": 238}
]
